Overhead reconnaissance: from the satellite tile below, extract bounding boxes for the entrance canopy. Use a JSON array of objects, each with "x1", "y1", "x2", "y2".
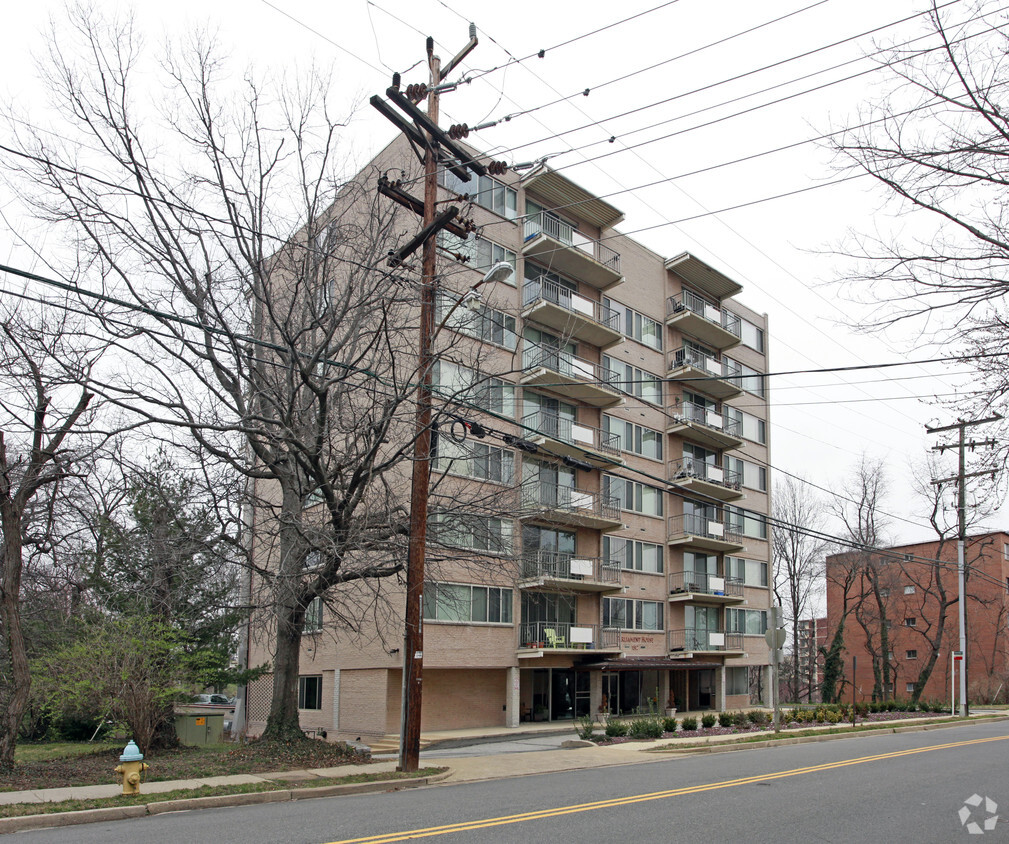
[{"x1": 576, "y1": 658, "x2": 723, "y2": 671}]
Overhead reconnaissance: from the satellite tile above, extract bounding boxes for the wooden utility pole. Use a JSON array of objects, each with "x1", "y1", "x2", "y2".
[{"x1": 926, "y1": 414, "x2": 1000, "y2": 717}]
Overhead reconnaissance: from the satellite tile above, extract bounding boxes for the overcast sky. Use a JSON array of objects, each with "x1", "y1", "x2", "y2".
[{"x1": 1, "y1": 0, "x2": 999, "y2": 548}]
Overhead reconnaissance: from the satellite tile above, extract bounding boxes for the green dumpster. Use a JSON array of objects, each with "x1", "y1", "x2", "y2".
[{"x1": 174, "y1": 712, "x2": 224, "y2": 745}]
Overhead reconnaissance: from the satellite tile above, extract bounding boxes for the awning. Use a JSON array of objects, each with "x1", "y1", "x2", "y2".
[{"x1": 576, "y1": 658, "x2": 724, "y2": 671}]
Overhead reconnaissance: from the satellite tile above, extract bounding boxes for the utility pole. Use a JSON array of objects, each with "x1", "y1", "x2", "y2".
[
  {"x1": 926, "y1": 414, "x2": 1000, "y2": 717},
  {"x1": 371, "y1": 27, "x2": 484, "y2": 773}
]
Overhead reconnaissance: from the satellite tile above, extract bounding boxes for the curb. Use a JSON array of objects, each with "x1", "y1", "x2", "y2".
[
  {"x1": 654, "y1": 714, "x2": 1009, "y2": 755},
  {"x1": 0, "y1": 773, "x2": 450, "y2": 835}
]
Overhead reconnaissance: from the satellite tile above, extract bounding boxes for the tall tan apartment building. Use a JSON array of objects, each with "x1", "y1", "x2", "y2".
[{"x1": 245, "y1": 137, "x2": 773, "y2": 741}]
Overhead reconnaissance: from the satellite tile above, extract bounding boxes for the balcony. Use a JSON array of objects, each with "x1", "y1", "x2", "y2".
[
  {"x1": 665, "y1": 253, "x2": 743, "y2": 301},
  {"x1": 518, "y1": 621, "x2": 621, "y2": 655},
  {"x1": 666, "y1": 346, "x2": 742, "y2": 400},
  {"x1": 522, "y1": 213, "x2": 622, "y2": 290},
  {"x1": 668, "y1": 627, "x2": 744, "y2": 655},
  {"x1": 668, "y1": 571, "x2": 745, "y2": 604},
  {"x1": 667, "y1": 513, "x2": 744, "y2": 553},
  {"x1": 665, "y1": 401, "x2": 743, "y2": 451},
  {"x1": 668, "y1": 457, "x2": 744, "y2": 502},
  {"x1": 521, "y1": 483, "x2": 623, "y2": 531},
  {"x1": 522, "y1": 277, "x2": 622, "y2": 348},
  {"x1": 521, "y1": 343, "x2": 623, "y2": 408},
  {"x1": 522, "y1": 411, "x2": 623, "y2": 468},
  {"x1": 519, "y1": 551, "x2": 622, "y2": 593},
  {"x1": 666, "y1": 291, "x2": 741, "y2": 351}
]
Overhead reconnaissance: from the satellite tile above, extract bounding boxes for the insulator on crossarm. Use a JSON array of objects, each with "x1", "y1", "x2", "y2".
[
  {"x1": 406, "y1": 83, "x2": 428, "y2": 103},
  {"x1": 447, "y1": 123, "x2": 470, "y2": 140}
]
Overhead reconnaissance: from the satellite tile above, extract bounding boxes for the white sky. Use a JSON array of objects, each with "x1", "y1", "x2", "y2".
[{"x1": 1, "y1": 0, "x2": 999, "y2": 548}]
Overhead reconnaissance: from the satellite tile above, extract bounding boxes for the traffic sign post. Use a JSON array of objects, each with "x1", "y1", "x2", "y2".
[
  {"x1": 952, "y1": 651, "x2": 963, "y2": 716},
  {"x1": 766, "y1": 607, "x2": 786, "y2": 732}
]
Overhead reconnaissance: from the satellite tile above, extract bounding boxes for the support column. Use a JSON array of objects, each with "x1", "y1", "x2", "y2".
[
  {"x1": 333, "y1": 669, "x2": 341, "y2": 732},
  {"x1": 506, "y1": 667, "x2": 520, "y2": 728},
  {"x1": 718, "y1": 665, "x2": 726, "y2": 712},
  {"x1": 590, "y1": 671, "x2": 603, "y2": 719},
  {"x1": 764, "y1": 665, "x2": 773, "y2": 708},
  {"x1": 660, "y1": 671, "x2": 671, "y2": 714}
]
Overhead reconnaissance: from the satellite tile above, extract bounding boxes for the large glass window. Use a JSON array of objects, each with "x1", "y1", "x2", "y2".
[
  {"x1": 603, "y1": 416, "x2": 663, "y2": 460},
  {"x1": 726, "y1": 456, "x2": 767, "y2": 491},
  {"x1": 430, "y1": 513, "x2": 514, "y2": 554},
  {"x1": 603, "y1": 298, "x2": 663, "y2": 350},
  {"x1": 725, "y1": 406, "x2": 766, "y2": 443},
  {"x1": 436, "y1": 293, "x2": 517, "y2": 349},
  {"x1": 303, "y1": 597, "x2": 323, "y2": 633},
  {"x1": 440, "y1": 171, "x2": 517, "y2": 219},
  {"x1": 726, "y1": 666, "x2": 749, "y2": 695},
  {"x1": 729, "y1": 359, "x2": 765, "y2": 397},
  {"x1": 424, "y1": 581, "x2": 513, "y2": 623},
  {"x1": 432, "y1": 361, "x2": 515, "y2": 417},
  {"x1": 603, "y1": 476, "x2": 663, "y2": 516},
  {"x1": 603, "y1": 536, "x2": 663, "y2": 573},
  {"x1": 726, "y1": 506, "x2": 768, "y2": 540},
  {"x1": 734, "y1": 315, "x2": 765, "y2": 353},
  {"x1": 727, "y1": 608, "x2": 768, "y2": 635},
  {"x1": 435, "y1": 439, "x2": 515, "y2": 484},
  {"x1": 438, "y1": 232, "x2": 517, "y2": 282},
  {"x1": 602, "y1": 357, "x2": 662, "y2": 405},
  {"x1": 298, "y1": 675, "x2": 323, "y2": 710},
  {"x1": 603, "y1": 597, "x2": 664, "y2": 631},
  {"x1": 725, "y1": 556, "x2": 769, "y2": 587}
]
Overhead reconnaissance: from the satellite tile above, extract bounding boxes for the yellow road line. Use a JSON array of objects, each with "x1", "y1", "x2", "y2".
[{"x1": 325, "y1": 733, "x2": 1009, "y2": 843}]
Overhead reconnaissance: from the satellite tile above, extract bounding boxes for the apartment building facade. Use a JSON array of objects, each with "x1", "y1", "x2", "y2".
[
  {"x1": 245, "y1": 137, "x2": 774, "y2": 740},
  {"x1": 825, "y1": 533, "x2": 1009, "y2": 703},
  {"x1": 796, "y1": 616, "x2": 827, "y2": 701}
]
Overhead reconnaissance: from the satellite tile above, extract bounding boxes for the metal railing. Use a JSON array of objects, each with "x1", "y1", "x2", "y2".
[
  {"x1": 668, "y1": 457, "x2": 741, "y2": 490},
  {"x1": 523, "y1": 277, "x2": 620, "y2": 331},
  {"x1": 521, "y1": 550, "x2": 621, "y2": 584},
  {"x1": 670, "y1": 401, "x2": 742, "y2": 438},
  {"x1": 668, "y1": 571, "x2": 744, "y2": 597},
  {"x1": 523, "y1": 411, "x2": 620, "y2": 456},
  {"x1": 667, "y1": 628, "x2": 744, "y2": 652},
  {"x1": 667, "y1": 346, "x2": 741, "y2": 382},
  {"x1": 519, "y1": 621, "x2": 620, "y2": 650},
  {"x1": 523, "y1": 343, "x2": 620, "y2": 389},
  {"x1": 667, "y1": 291, "x2": 741, "y2": 337},
  {"x1": 522, "y1": 482, "x2": 621, "y2": 522},
  {"x1": 523, "y1": 212, "x2": 621, "y2": 273},
  {"x1": 668, "y1": 513, "x2": 744, "y2": 545}
]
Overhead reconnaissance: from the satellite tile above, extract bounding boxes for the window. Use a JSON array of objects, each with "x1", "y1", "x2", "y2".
[
  {"x1": 298, "y1": 675, "x2": 323, "y2": 710},
  {"x1": 725, "y1": 456, "x2": 767, "y2": 491},
  {"x1": 726, "y1": 666, "x2": 748, "y2": 695},
  {"x1": 440, "y1": 171, "x2": 517, "y2": 219},
  {"x1": 726, "y1": 608, "x2": 768, "y2": 635},
  {"x1": 602, "y1": 357, "x2": 663, "y2": 405},
  {"x1": 435, "y1": 439, "x2": 515, "y2": 484},
  {"x1": 432, "y1": 361, "x2": 515, "y2": 417},
  {"x1": 735, "y1": 315, "x2": 765, "y2": 353},
  {"x1": 906, "y1": 682, "x2": 915, "y2": 694},
  {"x1": 436, "y1": 293, "x2": 517, "y2": 349},
  {"x1": 725, "y1": 406, "x2": 766, "y2": 444},
  {"x1": 303, "y1": 597, "x2": 323, "y2": 633},
  {"x1": 603, "y1": 536, "x2": 663, "y2": 573},
  {"x1": 603, "y1": 597, "x2": 664, "y2": 631},
  {"x1": 603, "y1": 416, "x2": 663, "y2": 460},
  {"x1": 906, "y1": 649, "x2": 918, "y2": 659},
  {"x1": 1004, "y1": 542, "x2": 1009, "y2": 561},
  {"x1": 904, "y1": 617, "x2": 917, "y2": 627},
  {"x1": 430, "y1": 513, "x2": 514, "y2": 554},
  {"x1": 726, "y1": 505, "x2": 767, "y2": 539},
  {"x1": 603, "y1": 298, "x2": 662, "y2": 350},
  {"x1": 437, "y1": 232, "x2": 517, "y2": 282},
  {"x1": 604, "y1": 476, "x2": 664, "y2": 516},
  {"x1": 424, "y1": 582, "x2": 513, "y2": 624},
  {"x1": 730, "y1": 359, "x2": 765, "y2": 396},
  {"x1": 725, "y1": 556, "x2": 769, "y2": 587},
  {"x1": 904, "y1": 585, "x2": 916, "y2": 595},
  {"x1": 879, "y1": 588, "x2": 890, "y2": 598}
]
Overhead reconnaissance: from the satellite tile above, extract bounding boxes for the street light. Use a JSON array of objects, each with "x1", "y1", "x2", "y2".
[{"x1": 398, "y1": 259, "x2": 514, "y2": 772}]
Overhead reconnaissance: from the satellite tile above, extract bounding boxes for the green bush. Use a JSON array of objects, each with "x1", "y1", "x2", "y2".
[
  {"x1": 605, "y1": 719, "x2": 629, "y2": 737},
  {"x1": 629, "y1": 717, "x2": 664, "y2": 739},
  {"x1": 748, "y1": 709, "x2": 769, "y2": 726},
  {"x1": 662, "y1": 717, "x2": 677, "y2": 733},
  {"x1": 718, "y1": 712, "x2": 735, "y2": 728},
  {"x1": 825, "y1": 710, "x2": 841, "y2": 723},
  {"x1": 575, "y1": 715, "x2": 598, "y2": 741},
  {"x1": 701, "y1": 713, "x2": 716, "y2": 729},
  {"x1": 681, "y1": 716, "x2": 698, "y2": 731},
  {"x1": 885, "y1": 699, "x2": 897, "y2": 712}
]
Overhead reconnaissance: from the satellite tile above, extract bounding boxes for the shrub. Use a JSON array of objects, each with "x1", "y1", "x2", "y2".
[
  {"x1": 680, "y1": 716, "x2": 698, "y2": 731},
  {"x1": 825, "y1": 710, "x2": 841, "y2": 723},
  {"x1": 576, "y1": 715, "x2": 598, "y2": 741},
  {"x1": 748, "y1": 709, "x2": 769, "y2": 726},
  {"x1": 629, "y1": 717, "x2": 664, "y2": 739},
  {"x1": 885, "y1": 699, "x2": 897, "y2": 712},
  {"x1": 662, "y1": 717, "x2": 678, "y2": 733},
  {"x1": 718, "y1": 712, "x2": 735, "y2": 728},
  {"x1": 813, "y1": 707, "x2": 826, "y2": 723},
  {"x1": 701, "y1": 713, "x2": 716, "y2": 729},
  {"x1": 605, "y1": 719, "x2": 629, "y2": 737}
]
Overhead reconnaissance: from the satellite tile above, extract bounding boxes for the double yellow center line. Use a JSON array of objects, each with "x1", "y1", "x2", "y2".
[{"x1": 325, "y1": 734, "x2": 1009, "y2": 843}]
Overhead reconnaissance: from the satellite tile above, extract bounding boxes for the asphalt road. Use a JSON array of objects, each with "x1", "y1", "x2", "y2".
[{"x1": 15, "y1": 721, "x2": 1009, "y2": 843}]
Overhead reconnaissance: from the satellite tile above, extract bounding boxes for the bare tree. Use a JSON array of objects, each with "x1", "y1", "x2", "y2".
[
  {"x1": 772, "y1": 475, "x2": 828, "y2": 703},
  {"x1": 3, "y1": 7, "x2": 521, "y2": 741}
]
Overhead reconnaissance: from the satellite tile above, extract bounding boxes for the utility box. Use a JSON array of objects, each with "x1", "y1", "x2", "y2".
[{"x1": 174, "y1": 712, "x2": 224, "y2": 746}]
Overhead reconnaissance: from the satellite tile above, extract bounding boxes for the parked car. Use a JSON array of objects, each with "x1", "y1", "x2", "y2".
[{"x1": 191, "y1": 693, "x2": 232, "y2": 706}]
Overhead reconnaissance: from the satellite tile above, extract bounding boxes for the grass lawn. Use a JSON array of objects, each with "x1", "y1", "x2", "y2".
[{"x1": 2, "y1": 738, "x2": 374, "y2": 792}]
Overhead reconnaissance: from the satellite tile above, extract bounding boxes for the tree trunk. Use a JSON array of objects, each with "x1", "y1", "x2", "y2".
[
  {"x1": 0, "y1": 507, "x2": 30, "y2": 770},
  {"x1": 262, "y1": 600, "x2": 306, "y2": 742}
]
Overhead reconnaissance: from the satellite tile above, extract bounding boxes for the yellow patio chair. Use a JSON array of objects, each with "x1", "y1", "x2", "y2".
[{"x1": 544, "y1": 628, "x2": 566, "y2": 648}]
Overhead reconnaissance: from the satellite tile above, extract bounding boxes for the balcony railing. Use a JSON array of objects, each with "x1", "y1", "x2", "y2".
[
  {"x1": 667, "y1": 346, "x2": 741, "y2": 381},
  {"x1": 519, "y1": 621, "x2": 620, "y2": 651},
  {"x1": 521, "y1": 482, "x2": 621, "y2": 522},
  {"x1": 668, "y1": 571, "x2": 744, "y2": 598},
  {"x1": 521, "y1": 550, "x2": 621, "y2": 584},
  {"x1": 668, "y1": 457, "x2": 741, "y2": 490},
  {"x1": 523, "y1": 411, "x2": 620, "y2": 457},
  {"x1": 524, "y1": 212, "x2": 621, "y2": 273},
  {"x1": 523, "y1": 343, "x2": 620, "y2": 388},
  {"x1": 523, "y1": 277, "x2": 619, "y2": 331},
  {"x1": 672, "y1": 401, "x2": 742, "y2": 438},
  {"x1": 667, "y1": 291, "x2": 741, "y2": 337},
  {"x1": 668, "y1": 513, "x2": 744, "y2": 545},
  {"x1": 668, "y1": 627, "x2": 744, "y2": 653}
]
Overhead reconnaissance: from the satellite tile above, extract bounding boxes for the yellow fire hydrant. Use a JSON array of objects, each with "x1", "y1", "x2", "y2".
[{"x1": 114, "y1": 740, "x2": 149, "y2": 795}]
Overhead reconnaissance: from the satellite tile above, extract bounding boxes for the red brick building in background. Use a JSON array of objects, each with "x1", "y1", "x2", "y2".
[{"x1": 825, "y1": 532, "x2": 1009, "y2": 704}]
